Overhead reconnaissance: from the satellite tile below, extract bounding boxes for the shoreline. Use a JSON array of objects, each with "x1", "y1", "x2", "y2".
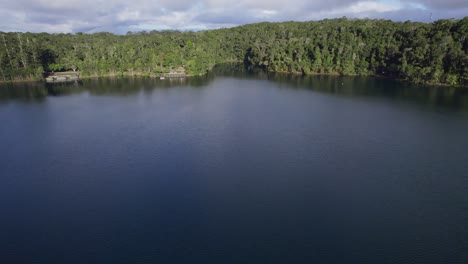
[{"x1": 1, "y1": 67, "x2": 466, "y2": 89}]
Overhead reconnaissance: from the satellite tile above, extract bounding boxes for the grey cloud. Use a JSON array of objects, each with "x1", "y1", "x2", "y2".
[
  {"x1": 195, "y1": 11, "x2": 252, "y2": 25},
  {"x1": 360, "y1": 8, "x2": 432, "y2": 22},
  {"x1": 302, "y1": 0, "x2": 360, "y2": 11},
  {"x1": 410, "y1": 0, "x2": 468, "y2": 9},
  {"x1": 0, "y1": 0, "x2": 467, "y2": 33}
]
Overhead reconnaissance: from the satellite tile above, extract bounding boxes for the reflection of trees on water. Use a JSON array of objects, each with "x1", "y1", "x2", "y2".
[
  {"x1": 0, "y1": 81, "x2": 48, "y2": 101},
  {"x1": 211, "y1": 64, "x2": 468, "y2": 111},
  {"x1": 268, "y1": 73, "x2": 468, "y2": 111},
  {"x1": 83, "y1": 75, "x2": 213, "y2": 96},
  {"x1": 1, "y1": 64, "x2": 468, "y2": 111},
  {"x1": 46, "y1": 80, "x2": 85, "y2": 96}
]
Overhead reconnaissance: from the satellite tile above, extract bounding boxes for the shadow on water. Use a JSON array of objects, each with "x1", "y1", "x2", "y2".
[{"x1": 1, "y1": 63, "x2": 468, "y2": 111}]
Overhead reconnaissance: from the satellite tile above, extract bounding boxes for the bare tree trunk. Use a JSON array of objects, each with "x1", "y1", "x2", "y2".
[
  {"x1": 17, "y1": 33, "x2": 27, "y2": 68},
  {"x1": 25, "y1": 37, "x2": 38, "y2": 67},
  {"x1": 2, "y1": 34, "x2": 14, "y2": 69},
  {"x1": 0, "y1": 66, "x2": 5, "y2": 81}
]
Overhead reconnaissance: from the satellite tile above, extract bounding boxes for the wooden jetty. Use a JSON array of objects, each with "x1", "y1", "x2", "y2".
[
  {"x1": 162, "y1": 73, "x2": 186, "y2": 78},
  {"x1": 45, "y1": 71, "x2": 80, "y2": 83}
]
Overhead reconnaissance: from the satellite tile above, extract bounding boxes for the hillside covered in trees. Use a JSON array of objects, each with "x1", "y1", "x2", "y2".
[{"x1": 0, "y1": 17, "x2": 467, "y2": 86}]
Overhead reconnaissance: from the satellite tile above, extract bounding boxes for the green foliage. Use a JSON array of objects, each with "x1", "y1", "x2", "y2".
[{"x1": 0, "y1": 17, "x2": 467, "y2": 86}]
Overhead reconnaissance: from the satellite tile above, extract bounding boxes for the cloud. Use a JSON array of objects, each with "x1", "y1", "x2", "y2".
[
  {"x1": 410, "y1": 0, "x2": 467, "y2": 9},
  {"x1": 0, "y1": 0, "x2": 466, "y2": 34},
  {"x1": 331, "y1": 1, "x2": 401, "y2": 15},
  {"x1": 309, "y1": 1, "x2": 402, "y2": 20}
]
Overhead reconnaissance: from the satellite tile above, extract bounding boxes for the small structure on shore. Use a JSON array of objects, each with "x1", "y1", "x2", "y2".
[
  {"x1": 161, "y1": 66, "x2": 186, "y2": 79},
  {"x1": 45, "y1": 71, "x2": 80, "y2": 83}
]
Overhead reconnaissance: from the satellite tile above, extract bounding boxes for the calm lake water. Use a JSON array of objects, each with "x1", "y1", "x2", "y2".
[{"x1": 1, "y1": 66, "x2": 468, "y2": 263}]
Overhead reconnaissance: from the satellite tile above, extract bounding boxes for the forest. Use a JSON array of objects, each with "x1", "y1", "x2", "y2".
[{"x1": 0, "y1": 17, "x2": 467, "y2": 86}]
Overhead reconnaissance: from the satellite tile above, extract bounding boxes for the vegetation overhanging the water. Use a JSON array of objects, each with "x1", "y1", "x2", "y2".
[{"x1": 0, "y1": 17, "x2": 467, "y2": 86}]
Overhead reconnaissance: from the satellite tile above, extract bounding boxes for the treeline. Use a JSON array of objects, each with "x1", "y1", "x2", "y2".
[{"x1": 0, "y1": 17, "x2": 467, "y2": 86}]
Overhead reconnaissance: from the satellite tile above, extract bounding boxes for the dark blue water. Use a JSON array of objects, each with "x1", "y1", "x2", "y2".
[{"x1": 1, "y1": 68, "x2": 468, "y2": 263}]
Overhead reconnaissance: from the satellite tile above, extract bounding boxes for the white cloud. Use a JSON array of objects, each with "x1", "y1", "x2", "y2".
[
  {"x1": 325, "y1": 1, "x2": 401, "y2": 17},
  {"x1": 348, "y1": 1, "x2": 401, "y2": 13},
  {"x1": 261, "y1": 10, "x2": 278, "y2": 16},
  {"x1": 116, "y1": 9, "x2": 141, "y2": 22}
]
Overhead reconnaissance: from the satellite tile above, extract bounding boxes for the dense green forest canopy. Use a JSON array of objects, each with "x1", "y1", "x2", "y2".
[{"x1": 0, "y1": 17, "x2": 467, "y2": 86}]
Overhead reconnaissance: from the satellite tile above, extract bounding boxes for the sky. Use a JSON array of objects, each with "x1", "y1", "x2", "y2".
[{"x1": 0, "y1": 0, "x2": 467, "y2": 34}]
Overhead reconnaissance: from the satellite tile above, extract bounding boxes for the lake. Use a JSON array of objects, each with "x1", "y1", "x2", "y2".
[{"x1": 1, "y1": 65, "x2": 468, "y2": 263}]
